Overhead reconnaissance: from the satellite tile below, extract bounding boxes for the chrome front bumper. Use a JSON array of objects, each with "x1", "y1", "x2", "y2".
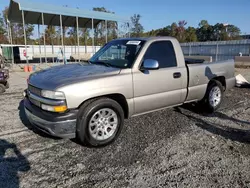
[{"x1": 25, "y1": 107, "x2": 76, "y2": 139}]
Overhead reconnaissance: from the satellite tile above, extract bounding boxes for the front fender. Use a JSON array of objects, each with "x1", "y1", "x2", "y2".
[{"x1": 58, "y1": 73, "x2": 133, "y2": 109}]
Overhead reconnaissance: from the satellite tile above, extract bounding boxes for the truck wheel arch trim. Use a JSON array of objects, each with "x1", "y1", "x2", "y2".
[
  {"x1": 77, "y1": 93, "x2": 129, "y2": 119},
  {"x1": 209, "y1": 76, "x2": 226, "y2": 91}
]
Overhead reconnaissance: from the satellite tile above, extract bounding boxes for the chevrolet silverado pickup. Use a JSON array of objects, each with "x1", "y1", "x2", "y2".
[{"x1": 24, "y1": 37, "x2": 235, "y2": 146}]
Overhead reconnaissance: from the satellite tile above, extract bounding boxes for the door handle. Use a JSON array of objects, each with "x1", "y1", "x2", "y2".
[{"x1": 173, "y1": 72, "x2": 181, "y2": 78}]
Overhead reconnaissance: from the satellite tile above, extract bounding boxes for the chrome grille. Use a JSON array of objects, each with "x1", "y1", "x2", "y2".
[
  {"x1": 27, "y1": 84, "x2": 65, "y2": 109},
  {"x1": 28, "y1": 84, "x2": 41, "y2": 96},
  {"x1": 28, "y1": 84, "x2": 42, "y2": 107},
  {"x1": 29, "y1": 97, "x2": 41, "y2": 107}
]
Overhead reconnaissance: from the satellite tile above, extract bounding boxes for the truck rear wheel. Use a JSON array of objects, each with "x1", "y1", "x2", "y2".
[
  {"x1": 202, "y1": 80, "x2": 224, "y2": 112},
  {"x1": 76, "y1": 98, "x2": 124, "y2": 147}
]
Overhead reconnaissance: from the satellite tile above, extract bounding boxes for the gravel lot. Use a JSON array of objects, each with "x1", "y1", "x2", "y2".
[{"x1": 0, "y1": 70, "x2": 250, "y2": 188}]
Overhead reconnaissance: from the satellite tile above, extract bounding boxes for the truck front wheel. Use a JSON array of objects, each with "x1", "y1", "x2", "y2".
[
  {"x1": 202, "y1": 80, "x2": 224, "y2": 112},
  {"x1": 76, "y1": 98, "x2": 124, "y2": 147}
]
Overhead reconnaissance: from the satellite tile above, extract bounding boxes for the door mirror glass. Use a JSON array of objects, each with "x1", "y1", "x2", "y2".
[{"x1": 142, "y1": 59, "x2": 159, "y2": 70}]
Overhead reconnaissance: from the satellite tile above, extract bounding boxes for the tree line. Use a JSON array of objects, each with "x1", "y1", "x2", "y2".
[
  {"x1": 130, "y1": 16, "x2": 242, "y2": 42},
  {"x1": 0, "y1": 6, "x2": 243, "y2": 46}
]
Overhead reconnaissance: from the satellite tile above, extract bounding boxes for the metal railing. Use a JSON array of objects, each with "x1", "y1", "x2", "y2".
[{"x1": 181, "y1": 39, "x2": 250, "y2": 61}]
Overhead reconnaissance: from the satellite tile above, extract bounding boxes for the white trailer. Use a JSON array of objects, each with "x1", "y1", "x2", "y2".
[{"x1": 0, "y1": 44, "x2": 101, "y2": 63}]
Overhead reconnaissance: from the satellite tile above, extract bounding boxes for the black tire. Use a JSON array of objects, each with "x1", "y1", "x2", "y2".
[
  {"x1": 0, "y1": 84, "x2": 5, "y2": 94},
  {"x1": 201, "y1": 80, "x2": 224, "y2": 113},
  {"x1": 5, "y1": 81, "x2": 9, "y2": 89},
  {"x1": 76, "y1": 98, "x2": 124, "y2": 147}
]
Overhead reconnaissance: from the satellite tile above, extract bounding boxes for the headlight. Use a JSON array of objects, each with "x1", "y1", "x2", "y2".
[
  {"x1": 41, "y1": 90, "x2": 65, "y2": 100},
  {"x1": 41, "y1": 104, "x2": 67, "y2": 112}
]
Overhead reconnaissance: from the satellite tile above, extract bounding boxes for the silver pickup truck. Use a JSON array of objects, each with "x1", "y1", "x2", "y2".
[{"x1": 24, "y1": 37, "x2": 235, "y2": 146}]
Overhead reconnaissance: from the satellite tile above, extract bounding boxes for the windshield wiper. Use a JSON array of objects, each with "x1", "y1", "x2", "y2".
[
  {"x1": 91, "y1": 61, "x2": 112, "y2": 67},
  {"x1": 79, "y1": 60, "x2": 92, "y2": 65}
]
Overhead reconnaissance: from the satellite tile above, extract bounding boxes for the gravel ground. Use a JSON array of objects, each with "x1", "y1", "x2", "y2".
[{"x1": 0, "y1": 71, "x2": 250, "y2": 188}]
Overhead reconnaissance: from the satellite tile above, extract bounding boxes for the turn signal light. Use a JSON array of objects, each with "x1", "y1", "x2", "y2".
[
  {"x1": 54, "y1": 105, "x2": 67, "y2": 112},
  {"x1": 41, "y1": 104, "x2": 67, "y2": 112}
]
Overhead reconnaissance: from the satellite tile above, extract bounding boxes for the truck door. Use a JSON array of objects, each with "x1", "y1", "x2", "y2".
[{"x1": 132, "y1": 40, "x2": 186, "y2": 114}]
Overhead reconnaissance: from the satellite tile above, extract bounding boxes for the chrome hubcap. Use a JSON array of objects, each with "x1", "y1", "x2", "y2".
[
  {"x1": 209, "y1": 86, "x2": 221, "y2": 107},
  {"x1": 88, "y1": 108, "x2": 118, "y2": 141}
]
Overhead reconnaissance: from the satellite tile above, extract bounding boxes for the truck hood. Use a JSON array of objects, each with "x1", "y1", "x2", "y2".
[{"x1": 29, "y1": 63, "x2": 121, "y2": 90}]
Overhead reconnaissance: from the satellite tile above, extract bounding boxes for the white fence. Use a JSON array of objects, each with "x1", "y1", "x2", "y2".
[{"x1": 29, "y1": 45, "x2": 101, "y2": 60}]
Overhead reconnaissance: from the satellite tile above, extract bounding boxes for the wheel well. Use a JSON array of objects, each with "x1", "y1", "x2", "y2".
[
  {"x1": 209, "y1": 76, "x2": 226, "y2": 91},
  {"x1": 78, "y1": 94, "x2": 129, "y2": 119}
]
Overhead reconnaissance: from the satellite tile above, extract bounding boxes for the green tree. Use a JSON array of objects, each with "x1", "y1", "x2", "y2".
[
  {"x1": 80, "y1": 28, "x2": 90, "y2": 46},
  {"x1": 0, "y1": 12, "x2": 8, "y2": 43},
  {"x1": 156, "y1": 26, "x2": 171, "y2": 36},
  {"x1": 198, "y1": 20, "x2": 209, "y2": 29},
  {"x1": 212, "y1": 23, "x2": 241, "y2": 41},
  {"x1": 66, "y1": 27, "x2": 77, "y2": 45},
  {"x1": 44, "y1": 26, "x2": 57, "y2": 45},
  {"x1": 176, "y1": 20, "x2": 187, "y2": 42},
  {"x1": 212, "y1": 23, "x2": 225, "y2": 41},
  {"x1": 92, "y1": 7, "x2": 118, "y2": 45},
  {"x1": 196, "y1": 20, "x2": 213, "y2": 41},
  {"x1": 118, "y1": 22, "x2": 130, "y2": 38},
  {"x1": 143, "y1": 19, "x2": 241, "y2": 42},
  {"x1": 130, "y1": 14, "x2": 144, "y2": 37},
  {"x1": 170, "y1": 22, "x2": 178, "y2": 37},
  {"x1": 227, "y1": 25, "x2": 241, "y2": 40},
  {"x1": 3, "y1": 7, "x2": 34, "y2": 44},
  {"x1": 185, "y1": 26, "x2": 197, "y2": 42}
]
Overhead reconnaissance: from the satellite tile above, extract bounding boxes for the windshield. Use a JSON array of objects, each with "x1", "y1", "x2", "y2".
[{"x1": 90, "y1": 39, "x2": 145, "y2": 68}]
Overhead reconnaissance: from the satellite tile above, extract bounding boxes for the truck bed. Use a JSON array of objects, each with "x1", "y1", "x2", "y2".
[{"x1": 185, "y1": 59, "x2": 235, "y2": 102}]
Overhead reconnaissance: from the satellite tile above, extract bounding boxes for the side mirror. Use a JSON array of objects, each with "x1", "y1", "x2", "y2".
[{"x1": 141, "y1": 59, "x2": 159, "y2": 70}]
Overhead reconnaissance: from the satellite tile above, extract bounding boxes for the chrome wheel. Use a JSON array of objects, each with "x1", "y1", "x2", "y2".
[
  {"x1": 209, "y1": 86, "x2": 221, "y2": 107},
  {"x1": 88, "y1": 108, "x2": 118, "y2": 141}
]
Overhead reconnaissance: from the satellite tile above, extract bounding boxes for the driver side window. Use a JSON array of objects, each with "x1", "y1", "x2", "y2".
[
  {"x1": 99, "y1": 45, "x2": 126, "y2": 61},
  {"x1": 143, "y1": 41, "x2": 177, "y2": 68}
]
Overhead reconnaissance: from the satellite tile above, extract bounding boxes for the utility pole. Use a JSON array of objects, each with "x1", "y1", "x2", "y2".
[{"x1": 216, "y1": 31, "x2": 221, "y2": 61}]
